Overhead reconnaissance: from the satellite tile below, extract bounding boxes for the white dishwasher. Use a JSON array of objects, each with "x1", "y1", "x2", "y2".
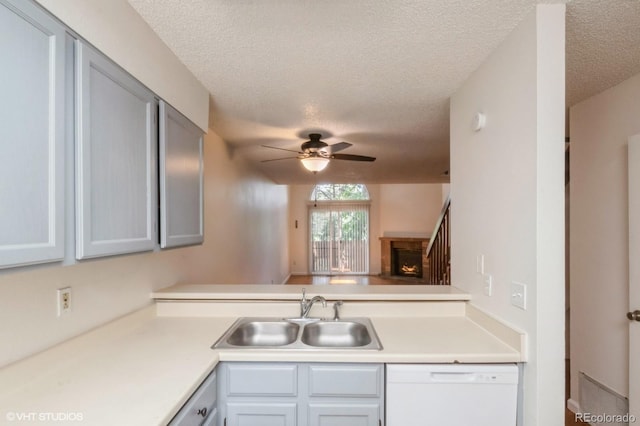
[{"x1": 386, "y1": 364, "x2": 519, "y2": 426}]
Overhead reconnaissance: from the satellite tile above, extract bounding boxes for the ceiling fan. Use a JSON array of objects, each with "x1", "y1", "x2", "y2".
[{"x1": 261, "y1": 133, "x2": 376, "y2": 172}]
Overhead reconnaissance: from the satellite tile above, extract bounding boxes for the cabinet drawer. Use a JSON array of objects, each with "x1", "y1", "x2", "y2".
[
  {"x1": 308, "y1": 403, "x2": 380, "y2": 426},
  {"x1": 226, "y1": 402, "x2": 297, "y2": 426},
  {"x1": 170, "y1": 370, "x2": 217, "y2": 425},
  {"x1": 226, "y1": 364, "x2": 297, "y2": 396},
  {"x1": 308, "y1": 364, "x2": 382, "y2": 397}
]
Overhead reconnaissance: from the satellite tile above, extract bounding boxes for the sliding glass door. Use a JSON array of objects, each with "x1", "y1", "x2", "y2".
[{"x1": 309, "y1": 203, "x2": 369, "y2": 274}]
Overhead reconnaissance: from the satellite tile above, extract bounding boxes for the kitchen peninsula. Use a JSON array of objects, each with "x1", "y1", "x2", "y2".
[{"x1": 0, "y1": 284, "x2": 525, "y2": 425}]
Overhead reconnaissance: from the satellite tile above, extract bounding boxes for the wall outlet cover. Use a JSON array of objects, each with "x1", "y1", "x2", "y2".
[
  {"x1": 511, "y1": 282, "x2": 527, "y2": 310},
  {"x1": 57, "y1": 287, "x2": 71, "y2": 316},
  {"x1": 482, "y1": 273, "x2": 492, "y2": 296}
]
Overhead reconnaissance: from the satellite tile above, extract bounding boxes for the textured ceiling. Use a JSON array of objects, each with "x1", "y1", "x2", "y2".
[
  {"x1": 128, "y1": 0, "x2": 640, "y2": 184},
  {"x1": 566, "y1": 0, "x2": 640, "y2": 106}
]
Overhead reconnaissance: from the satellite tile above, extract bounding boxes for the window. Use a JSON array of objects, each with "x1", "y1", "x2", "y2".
[
  {"x1": 311, "y1": 184, "x2": 370, "y2": 202},
  {"x1": 309, "y1": 184, "x2": 370, "y2": 274}
]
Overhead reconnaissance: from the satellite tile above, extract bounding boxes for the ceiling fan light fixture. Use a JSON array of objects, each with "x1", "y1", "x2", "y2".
[{"x1": 300, "y1": 156, "x2": 330, "y2": 172}]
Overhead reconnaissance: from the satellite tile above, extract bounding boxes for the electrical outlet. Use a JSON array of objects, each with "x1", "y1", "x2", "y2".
[
  {"x1": 511, "y1": 282, "x2": 527, "y2": 310},
  {"x1": 57, "y1": 287, "x2": 71, "y2": 316},
  {"x1": 483, "y1": 273, "x2": 492, "y2": 296}
]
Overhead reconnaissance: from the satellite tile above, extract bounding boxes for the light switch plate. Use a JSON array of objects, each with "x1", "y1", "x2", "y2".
[
  {"x1": 511, "y1": 282, "x2": 527, "y2": 310},
  {"x1": 483, "y1": 273, "x2": 492, "y2": 296}
]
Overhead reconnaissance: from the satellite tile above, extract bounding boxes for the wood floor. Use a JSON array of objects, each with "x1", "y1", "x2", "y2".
[
  {"x1": 288, "y1": 275, "x2": 584, "y2": 425},
  {"x1": 285, "y1": 274, "x2": 425, "y2": 285}
]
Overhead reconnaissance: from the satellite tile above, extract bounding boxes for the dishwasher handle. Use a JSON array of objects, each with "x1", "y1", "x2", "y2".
[{"x1": 429, "y1": 372, "x2": 478, "y2": 383}]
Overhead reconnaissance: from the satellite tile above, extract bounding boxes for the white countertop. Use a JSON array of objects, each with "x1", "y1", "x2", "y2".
[
  {"x1": 0, "y1": 290, "x2": 523, "y2": 426},
  {"x1": 0, "y1": 307, "x2": 230, "y2": 426},
  {"x1": 152, "y1": 283, "x2": 472, "y2": 301}
]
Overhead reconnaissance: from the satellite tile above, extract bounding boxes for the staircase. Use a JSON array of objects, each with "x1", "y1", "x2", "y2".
[{"x1": 426, "y1": 196, "x2": 451, "y2": 285}]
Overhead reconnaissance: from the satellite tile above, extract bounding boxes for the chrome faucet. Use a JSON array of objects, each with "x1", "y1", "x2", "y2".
[
  {"x1": 300, "y1": 289, "x2": 327, "y2": 318},
  {"x1": 332, "y1": 301, "x2": 343, "y2": 321}
]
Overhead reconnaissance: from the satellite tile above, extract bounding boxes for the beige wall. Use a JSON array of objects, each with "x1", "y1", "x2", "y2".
[
  {"x1": 0, "y1": 130, "x2": 289, "y2": 368},
  {"x1": 450, "y1": 5, "x2": 565, "y2": 424},
  {"x1": 379, "y1": 184, "x2": 443, "y2": 238},
  {"x1": 289, "y1": 184, "x2": 445, "y2": 275},
  {"x1": 34, "y1": 0, "x2": 209, "y2": 131},
  {"x1": 569, "y1": 72, "x2": 640, "y2": 403}
]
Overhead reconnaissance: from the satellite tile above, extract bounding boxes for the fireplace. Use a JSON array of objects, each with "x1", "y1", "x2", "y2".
[
  {"x1": 379, "y1": 237, "x2": 429, "y2": 282},
  {"x1": 393, "y1": 248, "x2": 423, "y2": 278}
]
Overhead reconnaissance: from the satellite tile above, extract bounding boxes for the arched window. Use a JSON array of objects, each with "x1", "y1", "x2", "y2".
[
  {"x1": 310, "y1": 184, "x2": 370, "y2": 202},
  {"x1": 308, "y1": 184, "x2": 370, "y2": 274}
]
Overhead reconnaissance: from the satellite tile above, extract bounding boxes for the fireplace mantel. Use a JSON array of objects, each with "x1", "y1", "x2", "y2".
[{"x1": 379, "y1": 237, "x2": 430, "y2": 282}]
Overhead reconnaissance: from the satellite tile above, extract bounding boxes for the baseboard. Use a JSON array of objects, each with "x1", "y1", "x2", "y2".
[
  {"x1": 281, "y1": 274, "x2": 292, "y2": 284},
  {"x1": 567, "y1": 398, "x2": 581, "y2": 414}
]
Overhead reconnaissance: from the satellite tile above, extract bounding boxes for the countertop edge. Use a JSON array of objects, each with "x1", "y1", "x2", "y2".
[{"x1": 152, "y1": 283, "x2": 472, "y2": 301}]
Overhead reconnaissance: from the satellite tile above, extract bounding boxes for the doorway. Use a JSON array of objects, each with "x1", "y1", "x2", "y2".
[{"x1": 308, "y1": 184, "x2": 371, "y2": 275}]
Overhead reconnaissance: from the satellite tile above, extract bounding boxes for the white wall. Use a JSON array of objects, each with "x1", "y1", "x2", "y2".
[
  {"x1": 569, "y1": 72, "x2": 640, "y2": 403},
  {"x1": 450, "y1": 5, "x2": 565, "y2": 425},
  {"x1": 34, "y1": 0, "x2": 209, "y2": 131},
  {"x1": 289, "y1": 183, "x2": 445, "y2": 275}
]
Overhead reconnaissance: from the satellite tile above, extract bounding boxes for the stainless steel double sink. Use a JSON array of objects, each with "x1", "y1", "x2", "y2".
[{"x1": 212, "y1": 317, "x2": 383, "y2": 351}]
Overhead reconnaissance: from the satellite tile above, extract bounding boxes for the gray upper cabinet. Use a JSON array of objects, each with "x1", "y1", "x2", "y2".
[
  {"x1": 75, "y1": 40, "x2": 158, "y2": 259},
  {"x1": 0, "y1": 0, "x2": 66, "y2": 269},
  {"x1": 159, "y1": 100, "x2": 204, "y2": 249}
]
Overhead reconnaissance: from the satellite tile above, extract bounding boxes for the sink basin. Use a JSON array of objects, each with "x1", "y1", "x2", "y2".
[
  {"x1": 301, "y1": 321, "x2": 372, "y2": 347},
  {"x1": 212, "y1": 317, "x2": 382, "y2": 350},
  {"x1": 225, "y1": 320, "x2": 299, "y2": 347}
]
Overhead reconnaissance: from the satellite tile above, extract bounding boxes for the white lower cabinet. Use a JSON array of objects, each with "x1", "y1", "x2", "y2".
[{"x1": 217, "y1": 362, "x2": 384, "y2": 426}]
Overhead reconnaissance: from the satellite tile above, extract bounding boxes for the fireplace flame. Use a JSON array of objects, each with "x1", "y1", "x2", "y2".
[{"x1": 401, "y1": 264, "x2": 419, "y2": 275}]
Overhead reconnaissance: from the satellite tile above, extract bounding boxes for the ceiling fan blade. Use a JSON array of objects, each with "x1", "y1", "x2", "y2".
[
  {"x1": 332, "y1": 153, "x2": 376, "y2": 162},
  {"x1": 261, "y1": 145, "x2": 302, "y2": 154},
  {"x1": 328, "y1": 142, "x2": 352, "y2": 153},
  {"x1": 260, "y1": 156, "x2": 299, "y2": 163}
]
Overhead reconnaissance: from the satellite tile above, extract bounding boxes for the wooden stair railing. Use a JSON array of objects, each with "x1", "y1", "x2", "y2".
[{"x1": 426, "y1": 196, "x2": 451, "y2": 285}]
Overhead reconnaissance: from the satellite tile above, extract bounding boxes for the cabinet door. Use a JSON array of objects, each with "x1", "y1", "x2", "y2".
[
  {"x1": 226, "y1": 403, "x2": 297, "y2": 426},
  {"x1": 308, "y1": 403, "x2": 380, "y2": 426},
  {"x1": 159, "y1": 100, "x2": 203, "y2": 248},
  {"x1": 75, "y1": 40, "x2": 157, "y2": 259},
  {"x1": 169, "y1": 370, "x2": 217, "y2": 426},
  {"x1": 0, "y1": 0, "x2": 65, "y2": 268},
  {"x1": 201, "y1": 407, "x2": 217, "y2": 426}
]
